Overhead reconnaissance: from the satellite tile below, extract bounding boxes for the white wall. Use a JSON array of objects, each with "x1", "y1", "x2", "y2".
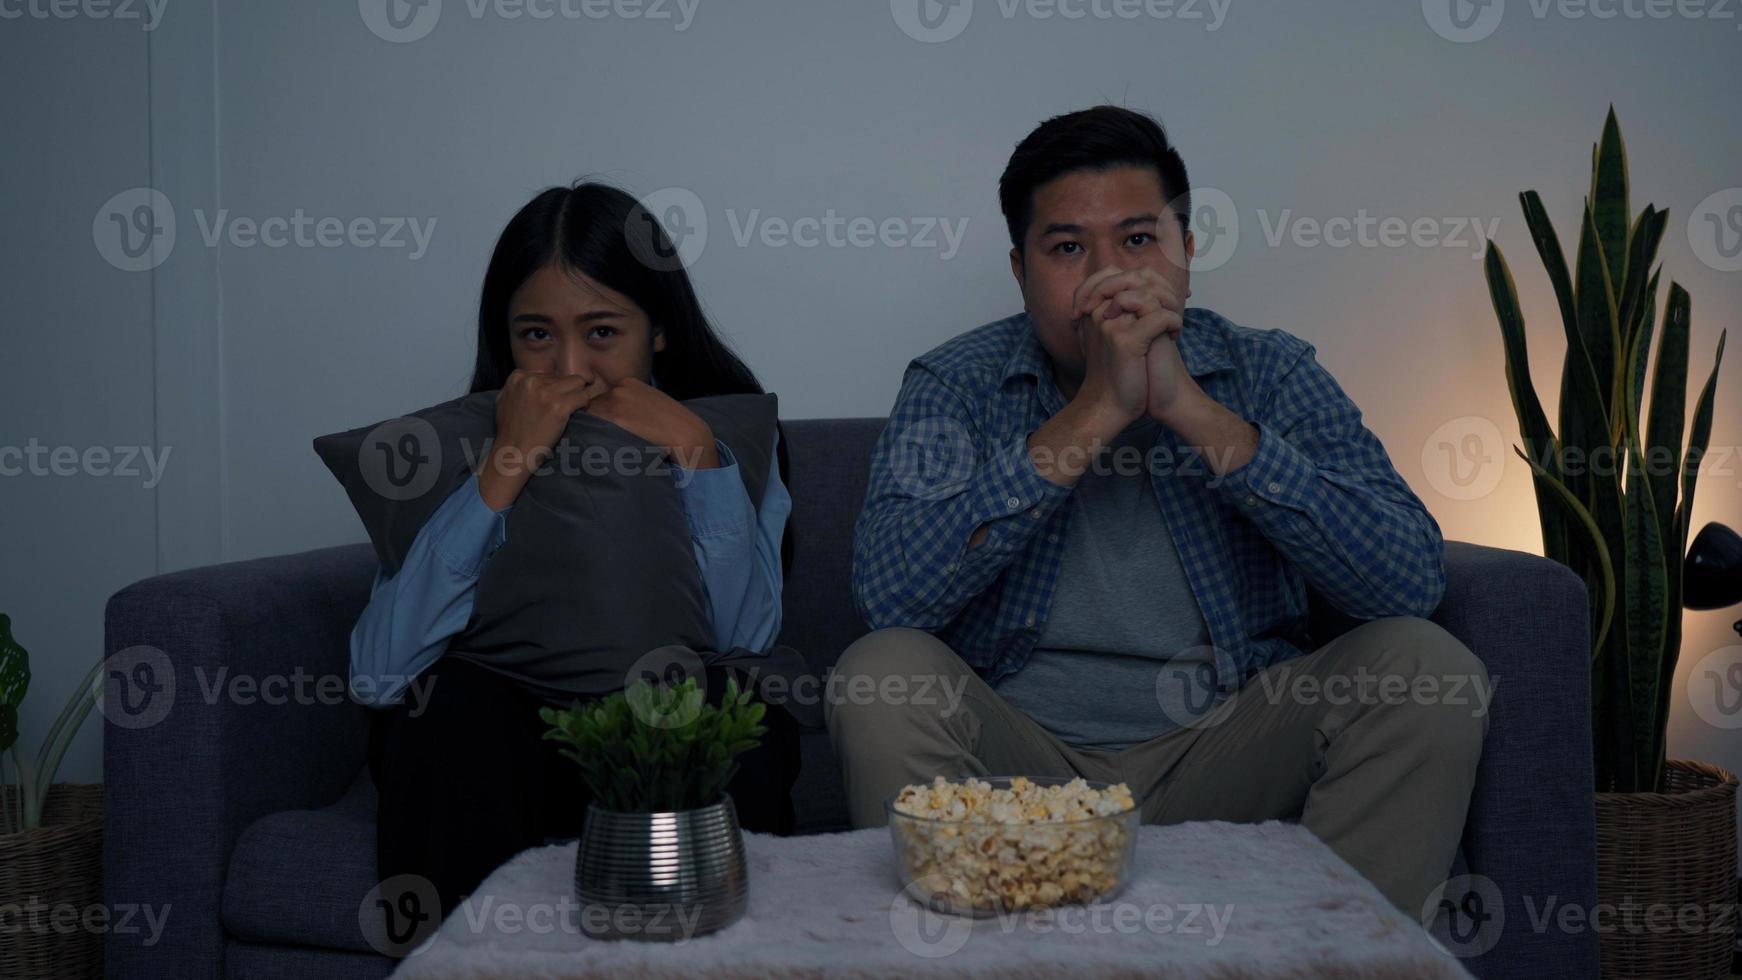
[
  {"x1": 3, "y1": 2, "x2": 1739, "y2": 837},
  {"x1": 0, "y1": 15, "x2": 155, "y2": 796}
]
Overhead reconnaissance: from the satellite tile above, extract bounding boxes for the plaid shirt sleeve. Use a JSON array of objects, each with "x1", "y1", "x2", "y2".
[
  {"x1": 1217, "y1": 342, "x2": 1446, "y2": 620},
  {"x1": 852, "y1": 361, "x2": 1072, "y2": 631}
]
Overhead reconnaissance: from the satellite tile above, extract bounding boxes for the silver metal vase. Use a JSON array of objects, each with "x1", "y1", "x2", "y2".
[{"x1": 572, "y1": 795, "x2": 748, "y2": 941}]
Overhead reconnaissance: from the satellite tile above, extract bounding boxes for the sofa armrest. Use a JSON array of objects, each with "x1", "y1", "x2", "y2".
[
  {"x1": 1435, "y1": 541, "x2": 1598, "y2": 979},
  {"x1": 103, "y1": 542, "x2": 379, "y2": 979}
]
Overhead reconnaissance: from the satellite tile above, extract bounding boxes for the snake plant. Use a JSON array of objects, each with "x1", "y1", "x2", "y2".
[
  {"x1": 0, "y1": 614, "x2": 104, "y2": 833},
  {"x1": 1485, "y1": 107, "x2": 1727, "y2": 794}
]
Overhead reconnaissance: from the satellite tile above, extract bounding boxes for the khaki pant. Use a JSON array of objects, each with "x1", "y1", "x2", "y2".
[{"x1": 823, "y1": 616, "x2": 1487, "y2": 914}]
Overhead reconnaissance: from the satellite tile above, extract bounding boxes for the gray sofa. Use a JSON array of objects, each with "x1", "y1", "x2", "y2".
[{"x1": 103, "y1": 417, "x2": 1600, "y2": 979}]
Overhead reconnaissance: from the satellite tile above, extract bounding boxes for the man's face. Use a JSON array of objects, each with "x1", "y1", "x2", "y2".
[{"x1": 1009, "y1": 165, "x2": 1194, "y2": 395}]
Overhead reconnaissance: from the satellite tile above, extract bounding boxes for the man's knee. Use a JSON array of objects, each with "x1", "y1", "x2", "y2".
[
  {"x1": 1359, "y1": 616, "x2": 1490, "y2": 757},
  {"x1": 825, "y1": 627, "x2": 969, "y2": 734}
]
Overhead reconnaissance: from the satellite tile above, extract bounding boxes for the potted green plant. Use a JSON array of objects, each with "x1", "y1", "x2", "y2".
[
  {"x1": 1484, "y1": 107, "x2": 1734, "y2": 979},
  {"x1": 0, "y1": 613, "x2": 106, "y2": 979},
  {"x1": 541, "y1": 672, "x2": 767, "y2": 942}
]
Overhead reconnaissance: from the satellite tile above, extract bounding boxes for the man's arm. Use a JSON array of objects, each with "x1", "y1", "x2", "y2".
[
  {"x1": 1164, "y1": 342, "x2": 1446, "y2": 620},
  {"x1": 851, "y1": 363, "x2": 1075, "y2": 631}
]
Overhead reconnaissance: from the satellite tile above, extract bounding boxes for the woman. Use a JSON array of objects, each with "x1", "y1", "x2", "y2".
[{"x1": 350, "y1": 182, "x2": 800, "y2": 917}]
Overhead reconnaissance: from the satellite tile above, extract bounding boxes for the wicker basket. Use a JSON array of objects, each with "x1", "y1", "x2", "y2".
[
  {"x1": 0, "y1": 783, "x2": 103, "y2": 980},
  {"x1": 1595, "y1": 760, "x2": 1737, "y2": 979}
]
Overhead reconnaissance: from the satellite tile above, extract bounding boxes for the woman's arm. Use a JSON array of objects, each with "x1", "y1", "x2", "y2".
[
  {"x1": 352, "y1": 425, "x2": 787, "y2": 707},
  {"x1": 671, "y1": 429, "x2": 791, "y2": 653},
  {"x1": 347, "y1": 471, "x2": 513, "y2": 708}
]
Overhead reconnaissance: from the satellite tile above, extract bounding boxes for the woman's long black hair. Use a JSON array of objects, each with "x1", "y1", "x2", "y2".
[
  {"x1": 469, "y1": 182, "x2": 759, "y2": 399},
  {"x1": 469, "y1": 181, "x2": 794, "y2": 578}
]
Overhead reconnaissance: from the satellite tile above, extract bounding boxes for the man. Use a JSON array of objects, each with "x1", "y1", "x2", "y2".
[{"x1": 827, "y1": 105, "x2": 1487, "y2": 915}]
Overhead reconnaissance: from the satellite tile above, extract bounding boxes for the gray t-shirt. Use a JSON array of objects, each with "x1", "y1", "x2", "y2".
[{"x1": 991, "y1": 416, "x2": 1219, "y2": 751}]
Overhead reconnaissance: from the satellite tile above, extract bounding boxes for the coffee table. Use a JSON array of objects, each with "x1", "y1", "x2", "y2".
[{"x1": 386, "y1": 821, "x2": 1471, "y2": 979}]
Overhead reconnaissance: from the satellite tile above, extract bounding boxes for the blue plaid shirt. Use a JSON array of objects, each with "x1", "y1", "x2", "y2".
[{"x1": 851, "y1": 308, "x2": 1446, "y2": 696}]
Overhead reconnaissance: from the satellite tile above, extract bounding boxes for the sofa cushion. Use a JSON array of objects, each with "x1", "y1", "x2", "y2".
[{"x1": 223, "y1": 770, "x2": 382, "y2": 954}]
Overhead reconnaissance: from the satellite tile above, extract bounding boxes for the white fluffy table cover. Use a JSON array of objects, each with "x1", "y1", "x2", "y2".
[{"x1": 388, "y1": 822, "x2": 1471, "y2": 979}]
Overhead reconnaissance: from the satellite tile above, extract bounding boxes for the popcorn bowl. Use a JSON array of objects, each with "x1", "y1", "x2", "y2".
[{"x1": 884, "y1": 775, "x2": 1140, "y2": 918}]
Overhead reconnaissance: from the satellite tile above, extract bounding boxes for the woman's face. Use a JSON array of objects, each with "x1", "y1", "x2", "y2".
[{"x1": 507, "y1": 263, "x2": 664, "y2": 385}]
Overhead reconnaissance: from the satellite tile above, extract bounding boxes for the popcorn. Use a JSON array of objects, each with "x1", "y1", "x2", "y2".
[{"x1": 889, "y1": 776, "x2": 1137, "y2": 914}]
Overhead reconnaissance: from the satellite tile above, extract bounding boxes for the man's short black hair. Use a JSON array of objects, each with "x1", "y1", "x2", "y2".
[{"x1": 998, "y1": 105, "x2": 1191, "y2": 257}]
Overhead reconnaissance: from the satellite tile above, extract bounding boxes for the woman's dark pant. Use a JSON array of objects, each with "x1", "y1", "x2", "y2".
[{"x1": 368, "y1": 655, "x2": 803, "y2": 916}]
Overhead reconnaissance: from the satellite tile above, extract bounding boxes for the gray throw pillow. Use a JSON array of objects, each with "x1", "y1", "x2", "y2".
[{"x1": 312, "y1": 390, "x2": 790, "y2": 705}]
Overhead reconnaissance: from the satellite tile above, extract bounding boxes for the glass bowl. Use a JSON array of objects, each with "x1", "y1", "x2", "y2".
[{"x1": 884, "y1": 775, "x2": 1140, "y2": 918}]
